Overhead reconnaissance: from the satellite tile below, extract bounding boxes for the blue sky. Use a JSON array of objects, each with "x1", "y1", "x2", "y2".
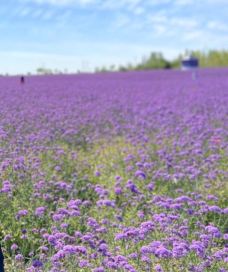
[{"x1": 0, "y1": 0, "x2": 228, "y2": 74}]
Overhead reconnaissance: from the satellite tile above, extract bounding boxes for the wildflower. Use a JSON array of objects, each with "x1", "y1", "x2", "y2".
[
  {"x1": 208, "y1": 205, "x2": 222, "y2": 213},
  {"x1": 95, "y1": 171, "x2": 101, "y2": 177},
  {"x1": 11, "y1": 244, "x2": 18, "y2": 251},
  {"x1": 128, "y1": 252, "x2": 138, "y2": 259},
  {"x1": 155, "y1": 246, "x2": 172, "y2": 258},
  {"x1": 32, "y1": 260, "x2": 43, "y2": 268},
  {"x1": 79, "y1": 260, "x2": 90, "y2": 268},
  {"x1": 205, "y1": 225, "x2": 221, "y2": 238},
  {"x1": 135, "y1": 170, "x2": 146, "y2": 179},
  {"x1": 15, "y1": 254, "x2": 24, "y2": 262},
  {"x1": 126, "y1": 180, "x2": 139, "y2": 194},
  {"x1": 115, "y1": 187, "x2": 122, "y2": 195},
  {"x1": 92, "y1": 267, "x2": 105, "y2": 272},
  {"x1": 172, "y1": 242, "x2": 189, "y2": 258},
  {"x1": 190, "y1": 241, "x2": 205, "y2": 258},
  {"x1": 35, "y1": 207, "x2": 46, "y2": 217},
  {"x1": 4, "y1": 234, "x2": 12, "y2": 241},
  {"x1": 16, "y1": 209, "x2": 28, "y2": 219},
  {"x1": 154, "y1": 264, "x2": 164, "y2": 272},
  {"x1": 1, "y1": 180, "x2": 12, "y2": 193},
  {"x1": 146, "y1": 182, "x2": 154, "y2": 191}
]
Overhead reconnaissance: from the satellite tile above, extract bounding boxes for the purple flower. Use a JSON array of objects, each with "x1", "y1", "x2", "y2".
[
  {"x1": 140, "y1": 221, "x2": 154, "y2": 233},
  {"x1": 141, "y1": 255, "x2": 151, "y2": 263},
  {"x1": 32, "y1": 260, "x2": 43, "y2": 268},
  {"x1": 205, "y1": 225, "x2": 221, "y2": 238},
  {"x1": 11, "y1": 243, "x2": 18, "y2": 251},
  {"x1": 154, "y1": 264, "x2": 164, "y2": 272},
  {"x1": 126, "y1": 180, "x2": 139, "y2": 194},
  {"x1": 63, "y1": 245, "x2": 87, "y2": 255},
  {"x1": 223, "y1": 208, "x2": 228, "y2": 214},
  {"x1": 128, "y1": 252, "x2": 138, "y2": 259},
  {"x1": 35, "y1": 206, "x2": 46, "y2": 217},
  {"x1": 141, "y1": 245, "x2": 153, "y2": 254},
  {"x1": 51, "y1": 250, "x2": 65, "y2": 262},
  {"x1": 92, "y1": 267, "x2": 105, "y2": 272},
  {"x1": 172, "y1": 242, "x2": 189, "y2": 258},
  {"x1": 137, "y1": 210, "x2": 145, "y2": 219},
  {"x1": 115, "y1": 233, "x2": 126, "y2": 240},
  {"x1": 190, "y1": 241, "x2": 205, "y2": 258},
  {"x1": 95, "y1": 171, "x2": 101, "y2": 177},
  {"x1": 47, "y1": 235, "x2": 57, "y2": 246},
  {"x1": 115, "y1": 187, "x2": 122, "y2": 195},
  {"x1": 16, "y1": 209, "x2": 28, "y2": 219},
  {"x1": 97, "y1": 199, "x2": 115, "y2": 208},
  {"x1": 208, "y1": 205, "x2": 222, "y2": 213},
  {"x1": 155, "y1": 247, "x2": 172, "y2": 258},
  {"x1": 1, "y1": 180, "x2": 12, "y2": 193},
  {"x1": 79, "y1": 260, "x2": 90, "y2": 268},
  {"x1": 146, "y1": 182, "x2": 154, "y2": 191},
  {"x1": 15, "y1": 254, "x2": 24, "y2": 262},
  {"x1": 4, "y1": 234, "x2": 12, "y2": 241},
  {"x1": 135, "y1": 170, "x2": 146, "y2": 179}
]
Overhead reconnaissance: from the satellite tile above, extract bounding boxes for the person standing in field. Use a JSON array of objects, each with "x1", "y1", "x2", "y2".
[{"x1": 20, "y1": 76, "x2": 25, "y2": 84}]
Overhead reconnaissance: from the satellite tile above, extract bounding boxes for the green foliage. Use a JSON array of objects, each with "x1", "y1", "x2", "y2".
[
  {"x1": 95, "y1": 49, "x2": 228, "y2": 72},
  {"x1": 36, "y1": 67, "x2": 70, "y2": 75},
  {"x1": 190, "y1": 49, "x2": 228, "y2": 67},
  {"x1": 1, "y1": 135, "x2": 227, "y2": 271},
  {"x1": 36, "y1": 67, "x2": 54, "y2": 75},
  {"x1": 135, "y1": 52, "x2": 171, "y2": 70}
]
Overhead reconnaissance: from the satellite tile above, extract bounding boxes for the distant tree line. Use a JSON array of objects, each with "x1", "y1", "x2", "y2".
[
  {"x1": 188, "y1": 49, "x2": 228, "y2": 67},
  {"x1": 95, "y1": 49, "x2": 228, "y2": 72},
  {"x1": 1, "y1": 49, "x2": 227, "y2": 76},
  {"x1": 36, "y1": 67, "x2": 70, "y2": 75}
]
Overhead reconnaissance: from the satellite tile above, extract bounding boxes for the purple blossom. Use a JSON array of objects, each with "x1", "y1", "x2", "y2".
[
  {"x1": 154, "y1": 264, "x2": 164, "y2": 272},
  {"x1": 190, "y1": 241, "x2": 205, "y2": 258},
  {"x1": 15, "y1": 254, "x2": 24, "y2": 262},
  {"x1": 126, "y1": 180, "x2": 139, "y2": 194},
  {"x1": 135, "y1": 170, "x2": 146, "y2": 179},
  {"x1": 32, "y1": 260, "x2": 43, "y2": 268},
  {"x1": 1, "y1": 180, "x2": 12, "y2": 193},
  {"x1": 16, "y1": 209, "x2": 28, "y2": 219},
  {"x1": 92, "y1": 267, "x2": 105, "y2": 272},
  {"x1": 35, "y1": 207, "x2": 46, "y2": 217},
  {"x1": 11, "y1": 244, "x2": 18, "y2": 251},
  {"x1": 155, "y1": 246, "x2": 172, "y2": 258}
]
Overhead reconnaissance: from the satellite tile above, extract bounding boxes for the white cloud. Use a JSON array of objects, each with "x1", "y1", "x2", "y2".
[
  {"x1": 30, "y1": 0, "x2": 94, "y2": 5},
  {"x1": 42, "y1": 10, "x2": 55, "y2": 20},
  {"x1": 153, "y1": 24, "x2": 167, "y2": 35},
  {"x1": 149, "y1": 14, "x2": 168, "y2": 24},
  {"x1": 170, "y1": 18, "x2": 198, "y2": 29},
  {"x1": 32, "y1": 9, "x2": 44, "y2": 18},
  {"x1": 22, "y1": 0, "x2": 147, "y2": 12},
  {"x1": 182, "y1": 30, "x2": 203, "y2": 41},
  {"x1": 207, "y1": 21, "x2": 227, "y2": 32},
  {"x1": 19, "y1": 7, "x2": 31, "y2": 16},
  {"x1": 174, "y1": 0, "x2": 193, "y2": 5},
  {"x1": 133, "y1": 6, "x2": 145, "y2": 15},
  {"x1": 114, "y1": 14, "x2": 131, "y2": 28}
]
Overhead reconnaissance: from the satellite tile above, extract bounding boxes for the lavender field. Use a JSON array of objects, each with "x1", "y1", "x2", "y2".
[{"x1": 0, "y1": 69, "x2": 227, "y2": 272}]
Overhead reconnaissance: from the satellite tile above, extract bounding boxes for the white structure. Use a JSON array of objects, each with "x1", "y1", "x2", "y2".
[{"x1": 181, "y1": 55, "x2": 199, "y2": 70}]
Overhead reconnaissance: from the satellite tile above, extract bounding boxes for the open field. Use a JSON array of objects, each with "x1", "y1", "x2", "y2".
[{"x1": 0, "y1": 69, "x2": 227, "y2": 271}]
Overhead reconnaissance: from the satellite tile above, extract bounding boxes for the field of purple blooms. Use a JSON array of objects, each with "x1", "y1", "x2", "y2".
[{"x1": 0, "y1": 69, "x2": 227, "y2": 272}]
